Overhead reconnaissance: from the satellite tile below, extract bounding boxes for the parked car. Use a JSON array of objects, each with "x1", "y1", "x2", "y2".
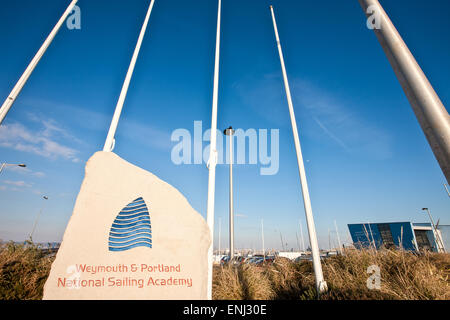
[
  {"x1": 236, "y1": 256, "x2": 246, "y2": 264},
  {"x1": 220, "y1": 256, "x2": 230, "y2": 265},
  {"x1": 263, "y1": 257, "x2": 275, "y2": 265}
]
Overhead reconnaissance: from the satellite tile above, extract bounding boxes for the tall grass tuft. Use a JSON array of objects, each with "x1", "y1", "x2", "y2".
[
  {"x1": 239, "y1": 263, "x2": 275, "y2": 300},
  {"x1": 212, "y1": 264, "x2": 245, "y2": 300},
  {"x1": 0, "y1": 241, "x2": 54, "y2": 300}
]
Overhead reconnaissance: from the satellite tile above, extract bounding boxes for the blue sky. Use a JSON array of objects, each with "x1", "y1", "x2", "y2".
[{"x1": 0, "y1": 0, "x2": 449, "y2": 250}]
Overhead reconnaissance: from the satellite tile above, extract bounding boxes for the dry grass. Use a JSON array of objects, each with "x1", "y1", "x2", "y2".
[
  {"x1": 0, "y1": 242, "x2": 448, "y2": 300},
  {"x1": 0, "y1": 242, "x2": 55, "y2": 300},
  {"x1": 213, "y1": 249, "x2": 450, "y2": 300},
  {"x1": 212, "y1": 263, "x2": 275, "y2": 300},
  {"x1": 238, "y1": 263, "x2": 275, "y2": 300}
]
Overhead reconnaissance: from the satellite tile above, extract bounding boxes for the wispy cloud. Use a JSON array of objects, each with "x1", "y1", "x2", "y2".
[
  {"x1": 2, "y1": 180, "x2": 32, "y2": 188},
  {"x1": 0, "y1": 117, "x2": 81, "y2": 162},
  {"x1": 0, "y1": 178, "x2": 49, "y2": 195},
  {"x1": 7, "y1": 165, "x2": 45, "y2": 178},
  {"x1": 312, "y1": 116, "x2": 350, "y2": 152},
  {"x1": 291, "y1": 79, "x2": 393, "y2": 159},
  {"x1": 235, "y1": 74, "x2": 392, "y2": 160},
  {"x1": 21, "y1": 98, "x2": 172, "y2": 151},
  {"x1": 32, "y1": 171, "x2": 45, "y2": 178}
]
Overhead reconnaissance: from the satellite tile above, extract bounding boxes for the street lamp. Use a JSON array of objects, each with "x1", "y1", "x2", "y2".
[
  {"x1": 224, "y1": 126, "x2": 235, "y2": 261},
  {"x1": 421, "y1": 208, "x2": 446, "y2": 253},
  {"x1": 29, "y1": 195, "x2": 49, "y2": 242},
  {"x1": 0, "y1": 163, "x2": 26, "y2": 174}
]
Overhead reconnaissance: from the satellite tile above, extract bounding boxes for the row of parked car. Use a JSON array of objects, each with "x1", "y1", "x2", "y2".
[{"x1": 220, "y1": 255, "x2": 276, "y2": 266}]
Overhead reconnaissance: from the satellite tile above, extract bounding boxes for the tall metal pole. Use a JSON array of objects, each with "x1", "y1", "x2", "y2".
[
  {"x1": 334, "y1": 220, "x2": 342, "y2": 254},
  {"x1": 29, "y1": 196, "x2": 49, "y2": 242},
  {"x1": 328, "y1": 228, "x2": 331, "y2": 251},
  {"x1": 224, "y1": 127, "x2": 235, "y2": 260},
  {"x1": 261, "y1": 219, "x2": 265, "y2": 259},
  {"x1": 444, "y1": 184, "x2": 450, "y2": 198},
  {"x1": 279, "y1": 231, "x2": 285, "y2": 251},
  {"x1": 0, "y1": 0, "x2": 79, "y2": 126},
  {"x1": 218, "y1": 217, "x2": 221, "y2": 256},
  {"x1": 422, "y1": 208, "x2": 446, "y2": 253},
  {"x1": 367, "y1": 222, "x2": 376, "y2": 249},
  {"x1": 206, "y1": 0, "x2": 222, "y2": 300},
  {"x1": 103, "y1": 0, "x2": 155, "y2": 152},
  {"x1": 359, "y1": 0, "x2": 450, "y2": 184},
  {"x1": 299, "y1": 219, "x2": 305, "y2": 252},
  {"x1": 270, "y1": 5, "x2": 327, "y2": 294},
  {"x1": 295, "y1": 232, "x2": 301, "y2": 251}
]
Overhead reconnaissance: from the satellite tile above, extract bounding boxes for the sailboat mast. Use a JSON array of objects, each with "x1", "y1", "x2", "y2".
[
  {"x1": 300, "y1": 219, "x2": 305, "y2": 252},
  {"x1": 261, "y1": 219, "x2": 265, "y2": 258},
  {"x1": 334, "y1": 220, "x2": 342, "y2": 253}
]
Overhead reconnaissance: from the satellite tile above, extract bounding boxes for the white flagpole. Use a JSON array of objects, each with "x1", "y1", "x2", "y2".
[
  {"x1": 103, "y1": 0, "x2": 155, "y2": 152},
  {"x1": 270, "y1": 5, "x2": 327, "y2": 295},
  {"x1": 0, "y1": 0, "x2": 79, "y2": 126},
  {"x1": 206, "y1": 0, "x2": 222, "y2": 300}
]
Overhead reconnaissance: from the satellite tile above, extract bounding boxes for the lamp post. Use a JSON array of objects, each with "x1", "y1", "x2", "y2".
[
  {"x1": 422, "y1": 208, "x2": 446, "y2": 253},
  {"x1": 334, "y1": 220, "x2": 342, "y2": 254},
  {"x1": 224, "y1": 126, "x2": 235, "y2": 261},
  {"x1": 29, "y1": 195, "x2": 49, "y2": 242},
  {"x1": 0, "y1": 163, "x2": 26, "y2": 174}
]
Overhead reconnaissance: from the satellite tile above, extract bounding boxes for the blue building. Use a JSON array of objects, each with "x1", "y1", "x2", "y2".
[{"x1": 348, "y1": 222, "x2": 448, "y2": 253}]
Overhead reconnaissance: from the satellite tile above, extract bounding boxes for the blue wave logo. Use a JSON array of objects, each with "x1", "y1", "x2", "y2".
[{"x1": 108, "y1": 197, "x2": 152, "y2": 252}]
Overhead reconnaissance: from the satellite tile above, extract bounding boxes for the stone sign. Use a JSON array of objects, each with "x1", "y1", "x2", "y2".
[{"x1": 43, "y1": 151, "x2": 210, "y2": 299}]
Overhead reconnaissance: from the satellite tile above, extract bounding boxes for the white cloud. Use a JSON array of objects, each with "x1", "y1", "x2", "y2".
[
  {"x1": 21, "y1": 98, "x2": 172, "y2": 151},
  {"x1": 33, "y1": 171, "x2": 46, "y2": 178},
  {"x1": 0, "y1": 121, "x2": 80, "y2": 162},
  {"x1": 7, "y1": 164, "x2": 45, "y2": 178},
  {"x1": 2, "y1": 180, "x2": 32, "y2": 188}
]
